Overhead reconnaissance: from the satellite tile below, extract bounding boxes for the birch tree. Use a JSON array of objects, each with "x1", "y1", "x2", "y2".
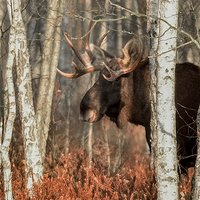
[
  {"x1": 1, "y1": 2, "x2": 16, "y2": 196},
  {"x1": 1, "y1": 0, "x2": 64, "y2": 195},
  {"x1": 0, "y1": 0, "x2": 6, "y2": 168},
  {"x1": 0, "y1": 2, "x2": 14, "y2": 199},
  {"x1": 1, "y1": 49, "x2": 15, "y2": 200},
  {"x1": 4, "y1": 0, "x2": 43, "y2": 192},
  {"x1": 156, "y1": 0, "x2": 179, "y2": 199}
]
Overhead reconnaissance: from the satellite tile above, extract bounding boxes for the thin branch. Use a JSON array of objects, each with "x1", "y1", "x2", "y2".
[{"x1": 108, "y1": 0, "x2": 200, "y2": 49}]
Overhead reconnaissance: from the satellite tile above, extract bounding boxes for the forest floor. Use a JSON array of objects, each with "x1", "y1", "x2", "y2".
[
  {"x1": 0, "y1": 150, "x2": 193, "y2": 200},
  {"x1": 0, "y1": 125, "x2": 194, "y2": 199}
]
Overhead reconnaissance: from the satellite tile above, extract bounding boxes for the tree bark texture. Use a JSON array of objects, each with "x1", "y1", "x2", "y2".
[
  {"x1": 146, "y1": 0, "x2": 159, "y2": 171},
  {"x1": 6, "y1": 0, "x2": 44, "y2": 191},
  {"x1": 1, "y1": 17, "x2": 16, "y2": 200},
  {"x1": 156, "y1": 0, "x2": 179, "y2": 199},
  {"x1": 35, "y1": 0, "x2": 63, "y2": 161}
]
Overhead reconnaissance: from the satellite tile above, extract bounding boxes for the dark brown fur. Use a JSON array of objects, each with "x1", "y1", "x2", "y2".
[{"x1": 80, "y1": 61, "x2": 200, "y2": 174}]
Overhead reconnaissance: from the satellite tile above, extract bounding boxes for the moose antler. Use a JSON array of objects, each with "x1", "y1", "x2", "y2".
[
  {"x1": 102, "y1": 37, "x2": 143, "y2": 81},
  {"x1": 57, "y1": 33, "x2": 97, "y2": 78},
  {"x1": 57, "y1": 21, "x2": 143, "y2": 81},
  {"x1": 57, "y1": 22, "x2": 112, "y2": 78}
]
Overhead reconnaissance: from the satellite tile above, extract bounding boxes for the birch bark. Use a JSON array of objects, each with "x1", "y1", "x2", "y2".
[
  {"x1": 156, "y1": 0, "x2": 179, "y2": 199},
  {"x1": 1, "y1": 16, "x2": 16, "y2": 199},
  {"x1": 6, "y1": 0, "x2": 43, "y2": 191}
]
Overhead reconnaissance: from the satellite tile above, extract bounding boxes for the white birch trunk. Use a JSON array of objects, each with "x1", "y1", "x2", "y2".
[
  {"x1": 156, "y1": 0, "x2": 179, "y2": 199},
  {"x1": 0, "y1": 2, "x2": 6, "y2": 152},
  {"x1": 193, "y1": 105, "x2": 200, "y2": 199},
  {"x1": 6, "y1": 0, "x2": 43, "y2": 191},
  {"x1": 2, "y1": 68, "x2": 15, "y2": 200},
  {"x1": 1, "y1": 18, "x2": 16, "y2": 199}
]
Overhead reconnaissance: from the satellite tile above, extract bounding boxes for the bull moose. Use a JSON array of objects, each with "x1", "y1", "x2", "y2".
[{"x1": 57, "y1": 30, "x2": 200, "y2": 174}]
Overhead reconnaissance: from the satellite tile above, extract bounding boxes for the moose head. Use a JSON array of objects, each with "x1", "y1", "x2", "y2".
[{"x1": 57, "y1": 23, "x2": 146, "y2": 125}]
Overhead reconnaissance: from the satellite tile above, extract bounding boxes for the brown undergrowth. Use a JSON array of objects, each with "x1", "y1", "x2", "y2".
[{"x1": 0, "y1": 149, "x2": 193, "y2": 200}]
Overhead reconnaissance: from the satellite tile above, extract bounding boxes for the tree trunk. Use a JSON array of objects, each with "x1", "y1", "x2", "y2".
[
  {"x1": 83, "y1": 0, "x2": 95, "y2": 168},
  {"x1": 60, "y1": 0, "x2": 75, "y2": 155},
  {"x1": 112, "y1": 130, "x2": 124, "y2": 174},
  {"x1": 103, "y1": 129, "x2": 111, "y2": 175},
  {"x1": 5, "y1": 0, "x2": 44, "y2": 192},
  {"x1": 116, "y1": 2, "x2": 122, "y2": 55},
  {"x1": 1, "y1": 9, "x2": 16, "y2": 198},
  {"x1": 88, "y1": 123, "x2": 93, "y2": 168},
  {"x1": 0, "y1": 2, "x2": 6, "y2": 147},
  {"x1": 156, "y1": 0, "x2": 179, "y2": 199},
  {"x1": 64, "y1": 91, "x2": 71, "y2": 154},
  {"x1": 133, "y1": 0, "x2": 142, "y2": 36},
  {"x1": 2, "y1": 65, "x2": 15, "y2": 200},
  {"x1": 35, "y1": 0, "x2": 63, "y2": 161},
  {"x1": 99, "y1": 0, "x2": 109, "y2": 50},
  {"x1": 146, "y1": 0, "x2": 159, "y2": 170},
  {"x1": 193, "y1": 105, "x2": 200, "y2": 199}
]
